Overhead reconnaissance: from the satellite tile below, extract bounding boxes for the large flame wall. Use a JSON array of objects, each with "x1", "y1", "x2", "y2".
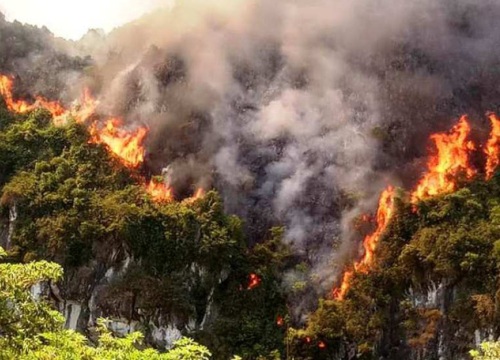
[{"x1": 333, "y1": 114, "x2": 500, "y2": 300}]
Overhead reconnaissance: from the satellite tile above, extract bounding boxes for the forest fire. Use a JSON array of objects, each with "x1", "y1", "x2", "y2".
[
  {"x1": 333, "y1": 186, "x2": 395, "y2": 300},
  {"x1": 0, "y1": 74, "x2": 146, "y2": 168},
  {"x1": 0, "y1": 74, "x2": 39, "y2": 113},
  {"x1": 0, "y1": 74, "x2": 209, "y2": 204},
  {"x1": 485, "y1": 113, "x2": 500, "y2": 180},
  {"x1": 0, "y1": 73, "x2": 191, "y2": 203},
  {"x1": 333, "y1": 115, "x2": 497, "y2": 301},
  {"x1": 6, "y1": 69, "x2": 499, "y2": 312},
  {"x1": 145, "y1": 178, "x2": 174, "y2": 202},
  {"x1": 247, "y1": 273, "x2": 262, "y2": 290},
  {"x1": 276, "y1": 315, "x2": 284, "y2": 327},
  {"x1": 191, "y1": 188, "x2": 206, "y2": 201},
  {"x1": 0, "y1": 74, "x2": 97, "y2": 125},
  {"x1": 411, "y1": 116, "x2": 476, "y2": 203},
  {"x1": 88, "y1": 118, "x2": 148, "y2": 168},
  {"x1": 0, "y1": 75, "x2": 210, "y2": 202}
]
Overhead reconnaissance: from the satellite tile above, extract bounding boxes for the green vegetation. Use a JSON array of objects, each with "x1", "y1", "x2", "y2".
[
  {"x1": 1, "y1": 95, "x2": 498, "y2": 360},
  {"x1": 470, "y1": 341, "x2": 500, "y2": 360},
  {"x1": 293, "y1": 180, "x2": 500, "y2": 358},
  {"x1": 0, "y1": 104, "x2": 289, "y2": 359},
  {"x1": 0, "y1": 245, "x2": 211, "y2": 359}
]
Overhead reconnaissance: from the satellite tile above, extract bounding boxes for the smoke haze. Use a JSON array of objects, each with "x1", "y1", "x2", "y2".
[{"x1": 2, "y1": 0, "x2": 500, "y2": 317}]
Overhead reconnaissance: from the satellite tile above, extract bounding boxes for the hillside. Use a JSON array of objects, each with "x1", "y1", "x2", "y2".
[
  {"x1": 0, "y1": 103, "x2": 289, "y2": 359},
  {"x1": 1, "y1": 1, "x2": 500, "y2": 359},
  {"x1": 1, "y1": 93, "x2": 500, "y2": 360},
  {"x1": 293, "y1": 178, "x2": 500, "y2": 359}
]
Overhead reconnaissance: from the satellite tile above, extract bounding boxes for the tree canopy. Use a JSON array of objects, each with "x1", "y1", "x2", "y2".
[
  {"x1": 292, "y1": 179, "x2": 500, "y2": 359},
  {"x1": 0, "y1": 99, "x2": 289, "y2": 359},
  {"x1": 0, "y1": 245, "x2": 211, "y2": 360}
]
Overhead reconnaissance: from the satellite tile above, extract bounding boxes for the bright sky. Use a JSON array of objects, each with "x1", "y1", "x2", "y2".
[{"x1": 0, "y1": 0, "x2": 172, "y2": 40}]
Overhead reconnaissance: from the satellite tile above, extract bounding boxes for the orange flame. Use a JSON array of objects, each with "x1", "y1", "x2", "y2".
[
  {"x1": 145, "y1": 178, "x2": 174, "y2": 202},
  {"x1": 0, "y1": 75, "x2": 31, "y2": 113},
  {"x1": 0, "y1": 74, "x2": 142, "y2": 169},
  {"x1": 411, "y1": 116, "x2": 476, "y2": 203},
  {"x1": 0, "y1": 74, "x2": 198, "y2": 202},
  {"x1": 318, "y1": 341, "x2": 327, "y2": 349},
  {"x1": 88, "y1": 118, "x2": 148, "y2": 168},
  {"x1": 485, "y1": 113, "x2": 500, "y2": 180},
  {"x1": 0, "y1": 74, "x2": 207, "y2": 203},
  {"x1": 183, "y1": 188, "x2": 206, "y2": 203},
  {"x1": 73, "y1": 87, "x2": 99, "y2": 123},
  {"x1": 0, "y1": 74, "x2": 97, "y2": 125},
  {"x1": 247, "y1": 273, "x2": 262, "y2": 290},
  {"x1": 333, "y1": 186, "x2": 395, "y2": 300},
  {"x1": 333, "y1": 116, "x2": 481, "y2": 300},
  {"x1": 276, "y1": 315, "x2": 284, "y2": 327},
  {"x1": 192, "y1": 188, "x2": 206, "y2": 200}
]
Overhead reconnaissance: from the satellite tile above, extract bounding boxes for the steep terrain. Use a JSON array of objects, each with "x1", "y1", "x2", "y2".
[
  {"x1": 294, "y1": 174, "x2": 500, "y2": 359},
  {"x1": 2, "y1": 81, "x2": 500, "y2": 360},
  {"x1": 1, "y1": 1, "x2": 500, "y2": 359},
  {"x1": 0, "y1": 105, "x2": 289, "y2": 359}
]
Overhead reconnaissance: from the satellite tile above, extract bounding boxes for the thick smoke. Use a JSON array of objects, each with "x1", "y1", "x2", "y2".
[
  {"x1": 3, "y1": 0, "x2": 500, "y2": 318},
  {"x1": 0, "y1": 13, "x2": 91, "y2": 100}
]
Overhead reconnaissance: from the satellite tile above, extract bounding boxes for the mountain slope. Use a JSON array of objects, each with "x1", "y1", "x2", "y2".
[
  {"x1": 294, "y1": 178, "x2": 500, "y2": 359},
  {"x1": 0, "y1": 104, "x2": 289, "y2": 359}
]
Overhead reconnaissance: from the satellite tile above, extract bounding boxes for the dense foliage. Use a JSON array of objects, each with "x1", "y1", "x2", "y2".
[
  {"x1": 470, "y1": 341, "x2": 500, "y2": 360},
  {"x1": 0, "y1": 245, "x2": 211, "y2": 359},
  {"x1": 0, "y1": 103, "x2": 289, "y2": 359},
  {"x1": 2, "y1": 91, "x2": 498, "y2": 360},
  {"x1": 293, "y1": 179, "x2": 500, "y2": 359}
]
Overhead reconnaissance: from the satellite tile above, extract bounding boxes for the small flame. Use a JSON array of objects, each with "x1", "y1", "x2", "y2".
[
  {"x1": 411, "y1": 116, "x2": 476, "y2": 203},
  {"x1": 145, "y1": 178, "x2": 174, "y2": 202},
  {"x1": 247, "y1": 273, "x2": 262, "y2": 290},
  {"x1": 192, "y1": 188, "x2": 206, "y2": 200},
  {"x1": 332, "y1": 270, "x2": 354, "y2": 301},
  {"x1": 276, "y1": 316, "x2": 284, "y2": 327},
  {"x1": 184, "y1": 188, "x2": 206, "y2": 203},
  {"x1": 88, "y1": 118, "x2": 148, "y2": 168},
  {"x1": 485, "y1": 113, "x2": 500, "y2": 180},
  {"x1": 333, "y1": 186, "x2": 395, "y2": 300},
  {"x1": 318, "y1": 341, "x2": 327, "y2": 349},
  {"x1": 304, "y1": 337, "x2": 312, "y2": 344}
]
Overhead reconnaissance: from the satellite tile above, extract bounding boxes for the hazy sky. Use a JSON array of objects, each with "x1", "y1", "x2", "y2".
[{"x1": 0, "y1": 0, "x2": 172, "y2": 40}]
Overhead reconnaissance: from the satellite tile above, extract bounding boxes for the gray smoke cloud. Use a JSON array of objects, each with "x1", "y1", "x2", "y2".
[
  {"x1": 0, "y1": 12, "x2": 91, "y2": 100},
  {"x1": 3, "y1": 0, "x2": 500, "y2": 318}
]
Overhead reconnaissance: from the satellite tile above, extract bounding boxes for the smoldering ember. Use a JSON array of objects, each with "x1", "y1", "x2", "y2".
[{"x1": 0, "y1": 1, "x2": 500, "y2": 359}]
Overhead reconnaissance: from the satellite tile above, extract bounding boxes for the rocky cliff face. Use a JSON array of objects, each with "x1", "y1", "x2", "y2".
[
  {"x1": 400, "y1": 282, "x2": 496, "y2": 360},
  {"x1": 24, "y1": 250, "x2": 225, "y2": 349},
  {"x1": 405, "y1": 282, "x2": 464, "y2": 360},
  {"x1": 0, "y1": 204, "x2": 16, "y2": 251}
]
